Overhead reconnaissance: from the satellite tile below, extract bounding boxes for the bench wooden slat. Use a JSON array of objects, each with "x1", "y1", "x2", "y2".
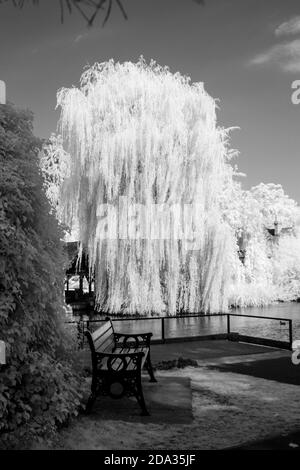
[
  {"x1": 95, "y1": 333, "x2": 115, "y2": 353},
  {"x1": 113, "y1": 347, "x2": 131, "y2": 355},
  {"x1": 102, "y1": 339, "x2": 115, "y2": 353},
  {"x1": 114, "y1": 346, "x2": 148, "y2": 355},
  {"x1": 93, "y1": 326, "x2": 113, "y2": 344},
  {"x1": 112, "y1": 349, "x2": 147, "y2": 369},
  {"x1": 92, "y1": 322, "x2": 113, "y2": 342}
]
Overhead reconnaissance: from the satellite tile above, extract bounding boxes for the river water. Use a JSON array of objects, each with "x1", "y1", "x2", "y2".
[{"x1": 69, "y1": 302, "x2": 300, "y2": 344}]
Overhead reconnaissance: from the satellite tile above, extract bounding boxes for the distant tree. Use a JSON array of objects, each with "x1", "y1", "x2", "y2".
[{"x1": 250, "y1": 183, "x2": 300, "y2": 230}]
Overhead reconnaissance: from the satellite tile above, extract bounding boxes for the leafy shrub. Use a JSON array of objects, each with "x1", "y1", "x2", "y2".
[
  {"x1": 0, "y1": 103, "x2": 83, "y2": 449},
  {"x1": 155, "y1": 356, "x2": 198, "y2": 370}
]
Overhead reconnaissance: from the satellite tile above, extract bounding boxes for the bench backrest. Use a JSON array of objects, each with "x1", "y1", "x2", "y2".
[{"x1": 86, "y1": 320, "x2": 115, "y2": 357}]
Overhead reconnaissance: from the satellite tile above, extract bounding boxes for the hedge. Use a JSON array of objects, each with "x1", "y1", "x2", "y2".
[{"x1": 0, "y1": 103, "x2": 83, "y2": 449}]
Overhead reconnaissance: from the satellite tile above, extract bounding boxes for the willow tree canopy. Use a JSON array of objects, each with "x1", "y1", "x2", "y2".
[{"x1": 57, "y1": 59, "x2": 235, "y2": 315}]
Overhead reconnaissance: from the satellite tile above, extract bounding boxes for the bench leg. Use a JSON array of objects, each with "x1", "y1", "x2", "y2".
[
  {"x1": 145, "y1": 352, "x2": 157, "y2": 383},
  {"x1": 85, "y1": 375, "x2": 98, "y2": 413},
  {"x1": 85, "y1": 391, "x2": 97, "y2": 414},
  {"x1": 135, "y1": 373, "x2": 150, "y2": 416}
]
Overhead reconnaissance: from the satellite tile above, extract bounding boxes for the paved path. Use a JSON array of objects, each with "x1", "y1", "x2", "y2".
[
  {"x1": 210, "y1": 354, "x2": 300, "y2": 386},
  {"x1": 235, "y1": 432, "x2": 300, "y2": 450},
  {"x1": 78, "y1": 338, "x2": 300, "y2": 450},
  {"x1": 152, "y1": 338, "x2": 300, "y2": 450},
  {"x1": 151, "y1": 339, "x2": 284, "y2": 364},
  {"x1": 151, "y1": 339, "x2": 299, "y2": 387}
]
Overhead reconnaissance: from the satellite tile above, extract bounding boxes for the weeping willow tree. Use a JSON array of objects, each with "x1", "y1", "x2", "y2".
[{"x1": 56, "y1": 58, "x2": 236, "y2": 315}]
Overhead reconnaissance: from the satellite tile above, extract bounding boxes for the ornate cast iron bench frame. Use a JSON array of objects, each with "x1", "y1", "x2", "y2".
[{"x1": 85, "y1": 318, "x2": 157, "y2": 416}]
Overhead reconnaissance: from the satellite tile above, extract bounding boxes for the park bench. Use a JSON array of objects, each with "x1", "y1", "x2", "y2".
[{"x1": 85, "y1": 318, "x2": 157, "y2": 416}]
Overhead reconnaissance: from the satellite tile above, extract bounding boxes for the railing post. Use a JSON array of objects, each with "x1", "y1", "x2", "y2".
[
  {"x1": 289, "y1": 319, "x2": 293, "y2": 349},
  {"x1": 227, "y1": 314, "x2": 230, "y2": 336},
  {"x1": 161, "y1": 317, "x2": 165, "y2": 343}
]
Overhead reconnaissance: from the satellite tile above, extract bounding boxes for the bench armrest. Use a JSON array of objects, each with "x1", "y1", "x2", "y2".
[
  {"x1": 114, "y1": 332, "x2": 153, "y2": 348},
  {"x1": 96, "y1": 351, "x2": 144, "y2": 358},
  {"x1": 95, "y1": 350, "x2": 144, "y2": 371}
]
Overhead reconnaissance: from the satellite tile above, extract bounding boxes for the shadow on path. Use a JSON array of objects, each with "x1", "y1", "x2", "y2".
[
  {"x1": 209, "y1": 355, "x2": 300, "y2": 386},
  {"x1": 86, "y1": 375, "x2": 193, "y2": 425}
]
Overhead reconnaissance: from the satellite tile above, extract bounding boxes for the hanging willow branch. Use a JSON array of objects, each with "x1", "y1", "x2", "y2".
[
  {"x1": 0, "y1": 0, "x2": 205, "y2": 26},
  {"x1": 55, "y1": 58, "x2": 233, "y2": 315},
  {"x1": 0, "y1": 0, "x2": 128, "y2": 26}
]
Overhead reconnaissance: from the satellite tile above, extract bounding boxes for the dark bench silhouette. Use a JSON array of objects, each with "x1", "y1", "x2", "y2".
[{"x1": 85, "y1": 318, "x2": 157, "y2": 416}]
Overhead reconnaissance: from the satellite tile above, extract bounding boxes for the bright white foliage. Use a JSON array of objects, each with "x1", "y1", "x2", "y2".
[
  {"x1": 40, "y1": 134, "x2": 70, "y2": 215},
  {"x1": 56, "y1": 59, "x2": 236, "y2": 315},
  {"x1": 44, "y1": 59, "x2": 300, "y2": 314},
  {"x1": 273, "y1": 234, "x2": 300, "y2": 301},
  {"x1": 224, "y1": 182, "x2": 300, "y2": 307}
]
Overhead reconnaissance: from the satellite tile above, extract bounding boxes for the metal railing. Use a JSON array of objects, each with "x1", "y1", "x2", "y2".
[
  {"x1": 65, "y1": 311, "x2": 293, "y2": 350},
  {"x1": 227, "y1": 313, "x2": 293, "y2": 350}
]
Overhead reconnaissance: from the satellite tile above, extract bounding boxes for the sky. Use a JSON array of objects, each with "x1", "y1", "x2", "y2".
[{"x1": 1, "y1": 0, "x2": 300, "y2": 202}]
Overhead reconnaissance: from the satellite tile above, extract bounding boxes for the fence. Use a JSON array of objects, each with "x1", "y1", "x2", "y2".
[{"x1": 66, "y1": 312, "x2": 293, "y2": 351}]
